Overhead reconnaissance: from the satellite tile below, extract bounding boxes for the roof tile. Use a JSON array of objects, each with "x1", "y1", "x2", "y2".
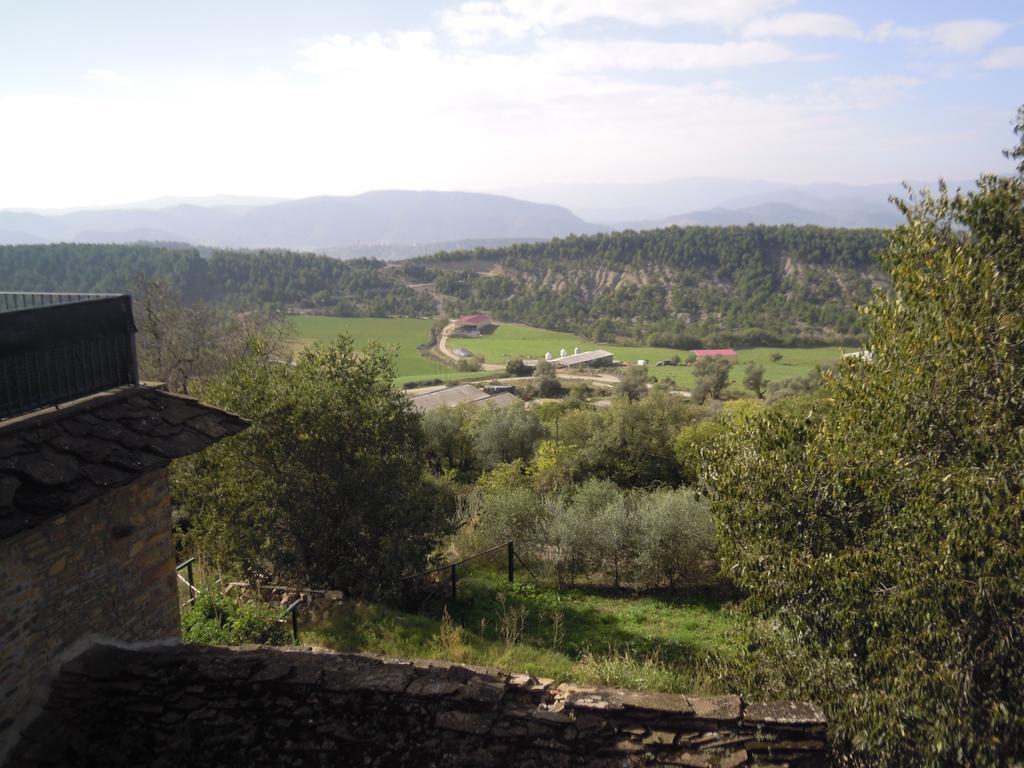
[{"x1": 0, "y1": 386, "x2": 249, "y2": 539}]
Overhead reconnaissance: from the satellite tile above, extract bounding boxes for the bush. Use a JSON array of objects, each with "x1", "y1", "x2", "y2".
[
  {"x1": 634, "y1": 488, "x2": 717, "y2": 588},
  {"x1": 182, "y1": 590, "x2": 293, "y2": 645}
]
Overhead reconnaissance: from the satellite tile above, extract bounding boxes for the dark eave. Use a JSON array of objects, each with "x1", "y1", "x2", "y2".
[{"x1": 0, "y1": 385, "x2": 248, "y2": 539}]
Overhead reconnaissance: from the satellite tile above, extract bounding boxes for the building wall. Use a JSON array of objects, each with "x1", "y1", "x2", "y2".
[{"x1": 0, "y1": 468, "x2": 180, "y2": 754}]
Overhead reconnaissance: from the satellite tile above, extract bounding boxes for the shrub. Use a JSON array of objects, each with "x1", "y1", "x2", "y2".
[
  {"x1": 634, "y1": 488, "x2": 717, "y2": 588},
  {"x1": 181, "y1": 590, "x2": 292, "y2": 645}
]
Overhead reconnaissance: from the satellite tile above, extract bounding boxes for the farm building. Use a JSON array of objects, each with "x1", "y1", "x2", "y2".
[
  {"x1": 450, "y1": 314, "x2": 495, "y2": 337},
  {"x1": 553, "y1": 349, "x2": 614, "y2": 369},
  {"x1": 692, "y1": 348, "x2": 737, "y2": 359},
  {"x1": 409, "y1": 384, "x2": 518, "y2": 412}
]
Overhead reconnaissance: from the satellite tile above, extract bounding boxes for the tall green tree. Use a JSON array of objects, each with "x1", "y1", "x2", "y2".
[
  {"x1": 704, "y1": 115, "x2": 1024, "y2": 765},
  {"x1": 616, "y1": 365, "x2": 649, "y2": 402},
  {"x1": 692, "y1": 356, "x2": 732, "y2": 402},
  {"x1": 173, "y1": 336, "x2": 453, "y2": 595},
  {"x1": 742, "y1": 363, "x2": 767, "y2": 399}
]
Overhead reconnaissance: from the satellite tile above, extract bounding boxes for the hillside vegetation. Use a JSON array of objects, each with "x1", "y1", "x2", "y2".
[
  {"x1": 2, "y1": 224, "x2": 889, "y2": 350},
  {"x1": 406, "y1": 224, "x2": 888, "y2": 347},
  {"x1": 0, "y1": 243, "x2": 433, "y2": 317}
]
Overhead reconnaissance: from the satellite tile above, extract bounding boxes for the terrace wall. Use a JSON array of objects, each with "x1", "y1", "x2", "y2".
[{"x1": 7, "y1": 643, "x2": 828, "y2": 766}]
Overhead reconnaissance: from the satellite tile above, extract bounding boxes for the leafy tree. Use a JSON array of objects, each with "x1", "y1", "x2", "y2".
[
  {"x1": 132, "y1": 275, "x2": 282, "y2": 393},
  {"x1": 455, "y1": 354, "x2": 484, "y2": 372},
  {"x1": 174, "y1": 335, "x2": 453, "y2": 595},
  {"x1": 704, "y1": 117, "x2": 1024, "y2": 765},
  {"x1": 505, "y1": 357, "x2": 532, "y2": 376},
  {"x1": 533, "y1": 359, "x2": 563, "y2": 398},
  {"x1": 421, "y1": 406, "x2": 473, "y2": 472},
  {"x1": 1005, "y1": 104, "x2": 1024, "y2": 173},
  {"x1": 550, "y1": 479, "x2": 622, "y2": 586},
  {"x1": 470, "y1": 404, "x2": 545, "y2": 469},
  {"x1": 616, "y1": 365, "x2": 649, "y2": 402},
  {"x1": 691, "y1": 356, "x2": 732, "y2": 402},
  {"x1": 458, "y1": 468, "x2": 548, "y2": 559},
  {"x1": 742, "y1": 363, "x2": 767, "y2": 399},
  {"x1": 635, "y1": 488, "x2": 717, "y2": 588}
]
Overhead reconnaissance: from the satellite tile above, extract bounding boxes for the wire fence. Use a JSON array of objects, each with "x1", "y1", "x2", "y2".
[
  {"x1": 396, "y1": 540, "x2": 537, "y2": 613},
  {"x1": 176, "y1": 542, "x2": 533, "y2": 641}
]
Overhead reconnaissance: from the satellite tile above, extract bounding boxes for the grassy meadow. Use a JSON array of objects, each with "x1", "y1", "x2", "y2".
[
  {"x1": 458, "y1": 323, "x2": 843, "y2": 390},
  {"x1": 286, "y1": 315, "x2": 482, "y2": 386},
  {"x1": 286, "y1": 315, "x2": 844, "y2": 390},
  {"x1": 303, "y1": 567, "x2": 743, "y2": 694}
]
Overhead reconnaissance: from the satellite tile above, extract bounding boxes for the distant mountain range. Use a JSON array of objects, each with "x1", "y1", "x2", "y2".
[
  {"x1": 0, "y1": 191, "x2": 601, "y2": 254},
  {"x1": 2, "y1": 179, "x2": 967, "y2": 257},
  {"x1": 500, "y1": 177, "x2": 970, "y2": 227}
]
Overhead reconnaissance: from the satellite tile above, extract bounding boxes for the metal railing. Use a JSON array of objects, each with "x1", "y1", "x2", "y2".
[
  {"x1": 176, "y1": 558, "x2": 199, "y2": 606},
  {"x1": 0, "y1": 291, "x2": 115, "y2": 313},
  {"x1": 178, "y1": 558, "x2": 303, "y2": 641},
  {"x1": 0, "y1": 292, "x2": 139, "y2": 418}
]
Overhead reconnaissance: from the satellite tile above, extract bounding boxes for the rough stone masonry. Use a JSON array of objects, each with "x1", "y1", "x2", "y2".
[
  {"x1": 0, "y1": 386, "x2": 248, "y2": 758},
  {"x1": 6, "y1": 643, "x2": 827, "y2": 767}
]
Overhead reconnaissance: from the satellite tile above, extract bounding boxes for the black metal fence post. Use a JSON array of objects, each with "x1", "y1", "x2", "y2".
[
  {"x1": 508, "y1": 541, "x2": 514, "y2": 584},
  {"x1": 291, "y1": 608, "x2": 299, "y2": 641},
  {"x1": 186, "y1": 560, "x2": 194, "y2": 599},
  {"x1": 450, "y1": 564, "x2": 457, "y2": 601}
]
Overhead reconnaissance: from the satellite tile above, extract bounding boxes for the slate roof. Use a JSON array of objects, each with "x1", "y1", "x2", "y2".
[
  {"x1": 409, "y1": 384, "x2": 491, "y2": 411},
  {"x1": 409, "y1": 384, "x2": 520, "y2": 412},
  {"x1": 0, "y1": 385, "x2": 248, "y2": 539}
]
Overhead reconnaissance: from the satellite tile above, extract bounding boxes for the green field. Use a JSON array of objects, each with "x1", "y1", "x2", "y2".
[
  {"x1": 459, "y1": 324, "x2": 843, "y2": 390},
  {"x1": 286, "y1": 316, "x2": 844, "y2": 391},
  {"x1": 287, "y1": 316, "x2": 482, "y2": 386},
  {"x1": 303, "y1": 568, "x2": 742, "y2": 694}
]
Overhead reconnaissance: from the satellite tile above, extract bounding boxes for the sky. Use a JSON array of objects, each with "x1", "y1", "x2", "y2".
[{"x1": 1, "y1": 0, "x2": 1022, "y2": 209}]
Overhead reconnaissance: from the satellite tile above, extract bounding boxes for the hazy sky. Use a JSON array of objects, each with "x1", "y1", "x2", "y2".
[{"x1": 2, "y1": 0, "x2": 1022, "y2": 208}]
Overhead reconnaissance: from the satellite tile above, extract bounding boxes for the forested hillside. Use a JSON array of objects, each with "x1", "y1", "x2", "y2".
[
  {"x1": 1, "y1": 224, "x2": 890, "y2": 348},
  {"x1": 407, "y1": 225, "x2": 888, "y2": 347},
  {"x1": 0, "y1": 243, "x2": 434, "y2": 317}
]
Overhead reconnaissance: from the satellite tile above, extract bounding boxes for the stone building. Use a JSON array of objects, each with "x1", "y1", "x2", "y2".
[{"x1": 0, "y1": 293, "x2": 248, "y2": 760}]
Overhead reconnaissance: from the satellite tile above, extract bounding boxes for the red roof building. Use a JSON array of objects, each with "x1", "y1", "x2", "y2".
[
  {"x1": 692, "y1": 348, "x2": 737, "y2": 358},
  {"x1": 454, "y1": 314, "x2": 492, "y2": 326}
]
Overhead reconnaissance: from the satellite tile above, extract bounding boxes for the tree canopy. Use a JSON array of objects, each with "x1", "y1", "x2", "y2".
[
  {"x1": 704, "y1": 123, "x2": 1024, "y2": 764},
  {"x1": 173, "y1": 335, "x2": 454, "y2": 594}
]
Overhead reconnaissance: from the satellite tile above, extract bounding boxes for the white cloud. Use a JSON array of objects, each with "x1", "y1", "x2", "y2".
[
  {"x1": 742, "y1": 13, "x2": 862, "y2": 40},
  {"x1": 872, "y1": 19, "x2": 1007, "y2": 55},
  {"x1": 534, "y1": 38, "x2": 802, "y2": 71},
  {"x1": 981, "y1": 46, "x2": 1024, "y2": 70},
  {"x1": 85, "y1": 68, "x2": 133, "y2": 85},
  {"x1": 440, "y1": 0, "x2": 799, "y2": 46}
]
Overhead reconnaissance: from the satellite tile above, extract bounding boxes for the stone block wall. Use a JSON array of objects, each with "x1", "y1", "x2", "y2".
[
  {"x1": 0, "y1": 468, "x2": 180, "y2": 756},
  {"x1": 7, "y1": 644, "x2": 828, "y2": 767}
]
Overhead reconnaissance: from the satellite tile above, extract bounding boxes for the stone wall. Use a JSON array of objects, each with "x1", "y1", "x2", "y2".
[
  {"x1": 0, "y1": 468, "x2": 180, "y2": 757},
  {"x1": 7, "y1": 643, "x2": 828, "y2": 767}
]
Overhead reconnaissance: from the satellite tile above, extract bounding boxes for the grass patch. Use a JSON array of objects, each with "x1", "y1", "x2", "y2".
[
  {"x1": 460, "y1": 325, "x2": 842, "y2": 390},
  {"x1": 302, "y1": 567, "x2": 745, "y2": 693},
  {"x1": 286, "y1": 315, "x2": 484, "y2": 385},
  {"x1": 285, "y1": 315, "x2": 844, "y2": 391}
]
